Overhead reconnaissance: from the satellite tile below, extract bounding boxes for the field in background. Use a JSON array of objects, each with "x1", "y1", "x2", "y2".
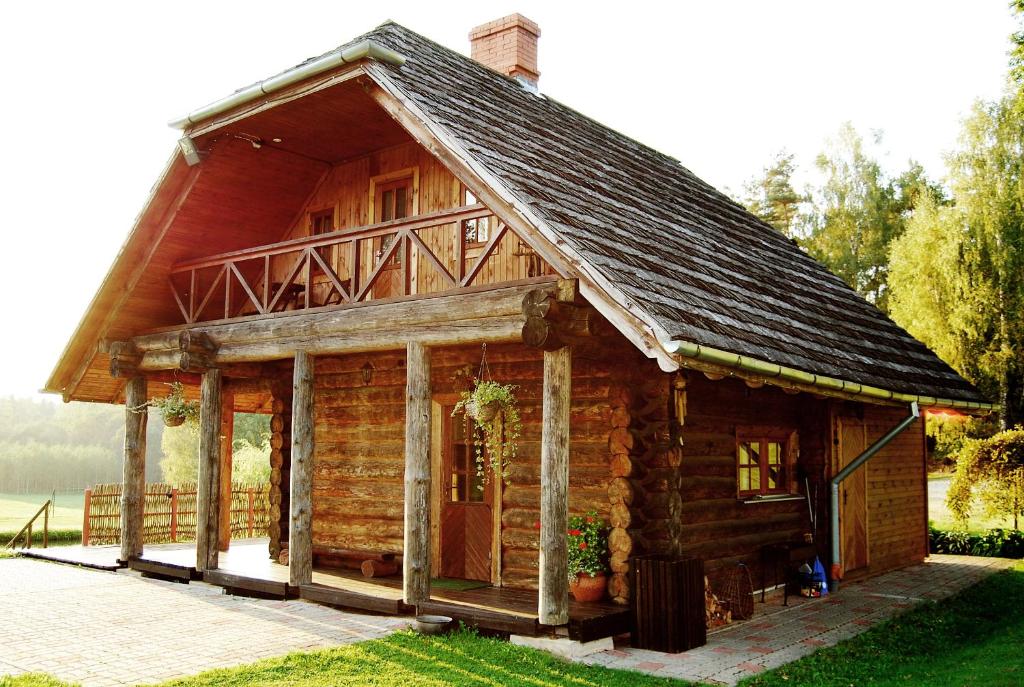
[
  {"x1": 928, "y1": 477, "x2": 1014, "y2": 531},
  {"x1": 0, "y1": 492, "x2": 84, "y2": 531}
]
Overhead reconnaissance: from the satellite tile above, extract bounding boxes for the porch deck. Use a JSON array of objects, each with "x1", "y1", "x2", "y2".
[{"x1": 45, "y1": 539, "x2": 629, "y2": 641}]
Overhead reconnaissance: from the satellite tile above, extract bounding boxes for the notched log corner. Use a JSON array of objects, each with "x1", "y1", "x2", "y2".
[{"x1": 521, "y1": 287, "x2": 604, "y2": 351}]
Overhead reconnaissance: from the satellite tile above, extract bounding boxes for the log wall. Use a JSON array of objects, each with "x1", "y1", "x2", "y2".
[
  {"x1": 309, "y1": 341, "x2": 624, "y2": 590},
  {"x1": 655, "y1": 373, "x2": 827, "y2": 588}
]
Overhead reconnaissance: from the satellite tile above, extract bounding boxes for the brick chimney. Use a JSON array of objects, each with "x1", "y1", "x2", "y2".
[{"x1": 469, "y1": 14, "x2": 540, "y2": 88}]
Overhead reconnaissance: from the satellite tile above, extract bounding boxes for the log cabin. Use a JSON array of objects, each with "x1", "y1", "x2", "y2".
[{"x1": 44, "y1": 15, "x2": 993, "y2": 637}]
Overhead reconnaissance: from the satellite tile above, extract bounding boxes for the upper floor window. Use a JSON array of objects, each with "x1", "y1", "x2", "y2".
[
  {"x1": 369, "y1": 169, "x2": 418, "y2": 269},
  {"x1": 736, "y1": 428, "x2": 797, "y2": 498},
  {"x1": 462, "y1": 187, "x2": 491, "y2": 247}
]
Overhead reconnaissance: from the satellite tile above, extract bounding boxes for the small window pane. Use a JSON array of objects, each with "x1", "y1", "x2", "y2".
[
  {"x1": 739, "y1": 443, "x2": 750, "y2": 466},
  {"x1": 395, "y1": 187, "x2": 408, "y2": 219},
  {"x1": 750, "y1": 465, "x2": 761, "y2": 490},
  {"x1": 382, "y1": 190, "x2": 394, "y2": 221},
  {"x1": 748, "y1": 442, "x2": 761, "y2": 466},
  {"x1": 466, "y1": 189, "x2": 477, "y2": 205},
  {"x1": 739, "y1": 469, "x2": 750, "y2": 492}
]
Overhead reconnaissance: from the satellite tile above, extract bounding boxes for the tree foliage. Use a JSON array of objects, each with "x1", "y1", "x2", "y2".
[
  {"x1": 0, "y1": 397, "x2": 163, "y2": 492},
  {"x1": 947, "y1": 427, "x2": 1024, "y2": 528},
  {"x1": 159, "y1": 413, "x2": 270, "y2": 486},
  {"x1": 798, "y1": 124, "x2": 931, "y2": 312},
  {"x1": 741, "y1": 151, "x2": 804, "y2": 237},
  {"x1": 889, "y1": 88, "x2": 1024, "y2": 428}
]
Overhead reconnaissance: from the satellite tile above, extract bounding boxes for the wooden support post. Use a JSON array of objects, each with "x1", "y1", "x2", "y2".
[
  {"x1": 539, "y1": 345, "x2": 571, "y2": 625},
  {"x1": 119, "y1": 376, "x2": 147, "y2": 563},
  {"x1": 196, "y1": 368, "x2": 222, "y2": 571},
  {"x1": 218, "y1": 389, "x2": 235, "y2": 552},
  {"x1": 43, "y1": 506, "x2": 49, "y2": 549},
  {"x1": 170, "y1": 488, "x2": 179, "y2": 542},
  {"x1": 289, "y1": 350, "x2": 315, "y2": 587},
  {"x1": 82, "y1": 489, "x2": 92, "y2": 546},
  {"x1": 403, "y1": 341, "x2": 432, "y2": 606}
]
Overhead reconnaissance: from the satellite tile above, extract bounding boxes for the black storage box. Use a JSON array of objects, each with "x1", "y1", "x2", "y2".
[{"x1": 631, "y1": 555, "x2": 707, "y2": 652}]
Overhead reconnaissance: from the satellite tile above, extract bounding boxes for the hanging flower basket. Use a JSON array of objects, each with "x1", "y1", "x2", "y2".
[
  {"x1": 151, "y1": 382, "x2": 200, "y2": 428},
  {"x1": 466, "y1": 398, "x2": 501, "y2": 423},
  {"x1": 452, "y1": 378, "x2": 521, "y2": 485},
  {"x1": 163, "y1": 413, "x2": 187, "y2": 428}
]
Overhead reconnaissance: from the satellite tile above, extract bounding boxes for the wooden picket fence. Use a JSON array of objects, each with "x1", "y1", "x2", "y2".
[{"x1": 82, "y1": 482, "x2": 269, "y2": 546}]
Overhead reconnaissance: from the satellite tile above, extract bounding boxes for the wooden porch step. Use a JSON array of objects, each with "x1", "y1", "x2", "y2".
[
  {"x1": 204, "y1": 569, "x2": 294, "y2": 599},
  {"x1": 129, "y1": 557, "x2": 197, "y2": 582},
  {"x1": 417, "y1": 600, "x2": 540, "y2": 636},
  {"x1": 567, "y1": 607, "x2": 632, "y2": 643},
  {"x1": 300, "y1": 582, "x2": 412, "y2": 615}
]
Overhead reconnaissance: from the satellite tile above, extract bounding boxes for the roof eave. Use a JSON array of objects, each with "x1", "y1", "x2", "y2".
[
  {"x1": 168, "y1": 40, "x2": 407, "y2": 130},
  {"x1": 662, "y1": 339, "x2": 995, "y2": 413}
]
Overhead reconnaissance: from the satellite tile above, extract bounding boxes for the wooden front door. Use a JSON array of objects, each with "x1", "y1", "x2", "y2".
[
  {"x1": 838, "y1": 418, "x2": 869, "y2": 574},
  {"x1": 440, "y1": 412, "x2": 494, "y2": 581}
]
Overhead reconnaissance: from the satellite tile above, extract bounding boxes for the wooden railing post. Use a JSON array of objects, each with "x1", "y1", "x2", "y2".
[
  {"x1": 247, "y1": 487, "x2": 255, "y2": 538},
  {"x1": 170, "y1": 488, "x2": 179, "y2": 542},
  {"x1": 82, "y1": 489, "x2": 92, "y2": 546},
  {"x1": 403, "y1": 341, "x2": 432, "y2": 606}
]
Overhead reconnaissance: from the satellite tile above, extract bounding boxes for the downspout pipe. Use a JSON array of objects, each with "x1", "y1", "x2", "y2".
[{"x1": 829, "y1": 402, "x2": 920, "y2": 590}]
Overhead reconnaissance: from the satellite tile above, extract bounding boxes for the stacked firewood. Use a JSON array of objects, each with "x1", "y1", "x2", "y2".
[{"x1": 705, "y1": 576, "x2": 732, "y2": 628}]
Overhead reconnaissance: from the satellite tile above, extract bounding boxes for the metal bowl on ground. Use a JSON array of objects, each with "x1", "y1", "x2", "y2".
[{"x1": 414, "y1": 615, "x2": 454, "y2": 635}]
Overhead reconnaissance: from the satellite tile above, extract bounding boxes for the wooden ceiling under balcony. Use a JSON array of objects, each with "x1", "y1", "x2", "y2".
[{"x1": 54, "y1": 78, "x2": 418, "y2": 404}]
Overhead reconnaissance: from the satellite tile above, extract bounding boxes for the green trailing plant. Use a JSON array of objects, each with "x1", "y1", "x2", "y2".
[
  {"x1": 947, "y1": 426, "x2": 1024, "y2": 529},
  {"x1": 567, "y1": 511, "x2": 608, "y2": 579},
  {"x1": 150, "y1": 382, "x2": 200, "y2": 428},
  {"x1": 452, "y1": 379, "x2": 521, "y2": 485}
]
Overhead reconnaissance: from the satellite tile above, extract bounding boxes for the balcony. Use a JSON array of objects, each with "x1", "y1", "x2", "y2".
[{"x1": 168, "y1": 204, "x2": 552, "y2": 325}]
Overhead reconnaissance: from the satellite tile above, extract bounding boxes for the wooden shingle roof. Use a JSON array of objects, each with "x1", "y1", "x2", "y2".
[{"x1": 348, "y1": 22, "x2": 985, "y2": 405}]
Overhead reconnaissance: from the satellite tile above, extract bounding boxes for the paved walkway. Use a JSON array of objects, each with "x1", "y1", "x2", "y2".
[
  {"x1": 579, "y1": 554, "x2": 1016, "y2": 685},
  {"x1": 0, "y1": 557, "x2": 408, "y2": 687}
]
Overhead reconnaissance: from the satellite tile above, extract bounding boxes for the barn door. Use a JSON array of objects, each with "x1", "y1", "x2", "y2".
[
  {"x1": 838, "y1": 418, "x2": 869, "y2": 574},
  {"x1": 440, "y1": 411, "x2": 494, "y2": 581}
]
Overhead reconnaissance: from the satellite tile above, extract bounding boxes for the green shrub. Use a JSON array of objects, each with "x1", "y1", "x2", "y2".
[
  {"x1": 929, "y1": 526, "x2": 1024, "y2": 558},
  {"x1": 0, "y1": 528, "x2": 81, "y2": 547}
]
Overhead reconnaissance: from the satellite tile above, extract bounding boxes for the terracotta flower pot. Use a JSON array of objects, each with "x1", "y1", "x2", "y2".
[
  {"x1": 569, "y1": 572, "x2": 607, "y2": 602},
  {"x1": 163, "y1": 413, "x2": 186, "y2": 428}
]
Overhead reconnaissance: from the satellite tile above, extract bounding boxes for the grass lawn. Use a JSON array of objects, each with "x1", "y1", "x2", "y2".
[
  {"x1": 3, "y1": 563, "x2": 1021, "y2": 687},
  {"x1": 0, "y1": 493, "x2": 84, "y2": 531}
]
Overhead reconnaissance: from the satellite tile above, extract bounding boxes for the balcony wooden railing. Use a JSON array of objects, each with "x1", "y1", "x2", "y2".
[{"x1": 168, "y1": 204, "x2": 544, "y2": 325}]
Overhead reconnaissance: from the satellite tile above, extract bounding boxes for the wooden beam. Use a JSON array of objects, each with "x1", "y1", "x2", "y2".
[
  {"x1": 538, "y1": 345, "x2": 571, "y2": 625},
  {"x1": 289, "y1": 351, "x2": 315, "y2": 587},
  {"x1": 403, "y1": 341, "x2": 432, "y2": 606},
  {"x1": 118, "y1": 376, "x2": 147, "y2": 563},
  {"x1": 196, "y1": 368, "x2": 222, "y2": 571},
  {"x1": 218, "y1": 388, "x2": 235, "y2": 552},
  {"x1": 133, "y1": 281, "x2": 549, "y2": 364}
]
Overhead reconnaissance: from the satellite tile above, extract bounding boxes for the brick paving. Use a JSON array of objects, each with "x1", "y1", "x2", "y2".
[
  {"x1": 0, "y1": 557, "x2": 408, "y2": 687},
  {"x1": 577, "y1": 554, "x2": 1016, "y2": 685}
]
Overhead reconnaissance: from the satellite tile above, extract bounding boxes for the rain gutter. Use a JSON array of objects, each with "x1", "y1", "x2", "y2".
[
  {"x1": 662, "y1": 340, "x2": 994, "y2": 412},
  {"x1": 168, "y1": 40, "x2": 407, "y2": 129},
  {"x1": 828, "y1": 402, "x2": 920, "y2": 589}
]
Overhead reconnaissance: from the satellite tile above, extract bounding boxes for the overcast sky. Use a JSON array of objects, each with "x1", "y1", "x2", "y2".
[{"x1": 0, "y1": 1, "x2": 1015, "y2": 401}]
